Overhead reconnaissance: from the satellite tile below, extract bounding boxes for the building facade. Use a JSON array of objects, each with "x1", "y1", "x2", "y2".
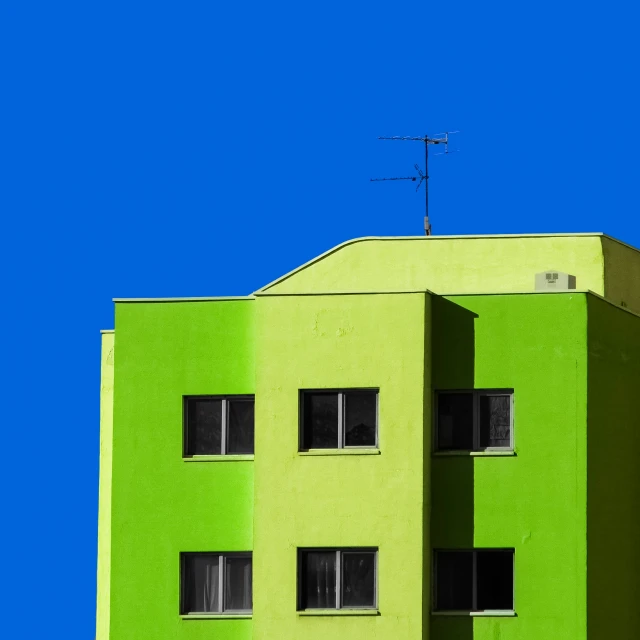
[{"x1": 97, "y1": 233, "x2": 640, "y2": 640}]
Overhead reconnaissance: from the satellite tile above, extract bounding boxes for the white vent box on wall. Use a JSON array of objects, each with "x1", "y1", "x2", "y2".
[{"x1": 535, "y1": 270, "x2": 577, "y2": 291}]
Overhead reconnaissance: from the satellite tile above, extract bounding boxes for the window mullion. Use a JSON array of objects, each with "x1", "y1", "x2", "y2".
[
  {"x1": 221, "y1": 399, "x2": 228, "y2": 455},
  {"x1": 219, "y1": 554, "x2": 225, "y2": 613},
  {"x1": 472, "y1": 551, "x2": 478, "y2": 611},
  {"x1": 336, "y1": 550, "x2": 341, "y2": 609},
  {"x1": 510, "y1": 393, "x2": 514, "y2": 449},
  {"x1": 374, "y1": 550, "x2": 378, "y2": 609},
  {"x1": 338, "y1": 393, "x2": 344, "y2": 448}
]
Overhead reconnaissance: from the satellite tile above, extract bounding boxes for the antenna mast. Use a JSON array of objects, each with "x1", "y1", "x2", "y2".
[{"x1": 371, "y1": 132, "x2": 457, "y2": 235}]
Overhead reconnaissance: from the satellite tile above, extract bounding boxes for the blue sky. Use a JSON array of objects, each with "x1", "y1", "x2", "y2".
[{"x1": 1, "y1": 1, "x2": 639, "y2": 636}]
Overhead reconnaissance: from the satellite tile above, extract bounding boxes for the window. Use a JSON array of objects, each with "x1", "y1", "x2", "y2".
[
  {"x1": 184, "y1": 396, "x2": 254, "y2": 456},
  {"x1": 435, "y1": 390, "x2": 513, "y2": 451},
  {"x1": 300, "y1": 389, "x2": 378, "y2": 450},
  {"x1": 181, "y1": 552, "x2": 252, "y2": 614},
  {"x1": 298, "y1": 548, "x2": 377, "y2": 610},
  {"x1": 434, "y1": 549, "x2": 514, "y2": 612}
]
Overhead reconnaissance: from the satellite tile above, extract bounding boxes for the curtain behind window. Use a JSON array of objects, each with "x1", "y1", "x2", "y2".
[
  {"x1": 303, "y1": 552, "x2": 336, "y2": 608},
  {"x1": 342, "y1": 552, "x2": 375, "y2": 607},
  {"x1": 185, "y1": 555, "x2": 219, "y2": 613},
  {"x1": 225, "y1": 556, "x2": 252, "y2": 611}
]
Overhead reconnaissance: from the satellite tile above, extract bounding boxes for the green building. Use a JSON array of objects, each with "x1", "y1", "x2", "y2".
[{"x1": 97, "y1": 233, "x2": 640, "y2": 640}]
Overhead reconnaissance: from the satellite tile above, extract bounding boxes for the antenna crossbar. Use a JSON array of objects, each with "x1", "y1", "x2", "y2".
[
  {"x1": 370, "y1": 176, "x2": 418, "y2": 182},
  {"x1": 378, "y1": 136, "x2": 444, "y2": 141},
  {"x1": 371, "y1": 131, "x2": 458, "y2": 235}
]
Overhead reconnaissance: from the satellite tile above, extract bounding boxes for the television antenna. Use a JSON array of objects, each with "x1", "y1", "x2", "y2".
[{"x1": 370, "y1": 132, "x2": 458, "y2": 235}]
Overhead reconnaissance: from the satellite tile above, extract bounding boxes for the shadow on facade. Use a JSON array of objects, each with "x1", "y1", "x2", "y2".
[
  {"x1": 429, "y1": 296, "x2": 476, "y2": 640},
  {"x1": 431, "y1": 296, "x2": 476, "y2": 389}
]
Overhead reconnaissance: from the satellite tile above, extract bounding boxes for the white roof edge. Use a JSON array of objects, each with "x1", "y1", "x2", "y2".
[
  {"x1": 599, "y1": 233, "x2": 640, "y2": 254},
  {"x1": 100, "y1": 329, "x2": 115, "y2": 334},
  {"x1": 108, "y1": 233, "x2": 639, "y2": 302},
  {"x1": 254, "y1": 289, "x2": 435, "y2": 297},
  {"x1": 254, "y1": 232, "x2": 609, "y2": 294},
  {"x1": 113, "y1": 296, "x2": 254, "y2": 303},
  {"x1": 255, "y1": 289, "x2": 590, "y2": 298}
]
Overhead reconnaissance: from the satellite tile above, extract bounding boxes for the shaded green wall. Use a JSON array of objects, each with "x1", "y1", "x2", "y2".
[
  {"x1": 587, "y1": 296, "x2": 640, "y2": 639},
  {"x1": 253, "y1": 292, "x2": 431, "y2": 640},
  {"x1": 601, "y1": 236, "x2": 640, "y2": 314},
  {"x1": 431, "y1": 294, "x2": 588, "y2": 640},
  {"x1": 110, "y1": 300, "x2": 255, "y2": 640}
]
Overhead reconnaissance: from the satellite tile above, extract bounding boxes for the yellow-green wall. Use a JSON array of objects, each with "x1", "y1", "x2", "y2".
[
  {"x1": 97, "y1": 331, "x2": 114, "y2": 640},
  {"x1": 261, "y1": 236, "x2": 606, "y2": 296},
  {"x1": 253, "y1": 292, "x2": 431, "y2": 640}
]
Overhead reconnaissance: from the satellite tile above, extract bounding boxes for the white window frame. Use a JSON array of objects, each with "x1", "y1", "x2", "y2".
[
  {"x1": 180, "y1": 551, "x2": 253, "y2": 615},
  {"x1": 433, "y1": 548, "x2": 515, "y2": 613},
  {"x1": 183, "y1": 395, "x2": 255, "y2": 457},
  {"x1": 434, "y1": 389, "x2": 514, "y2": 452},
  {"x1": 299, "y1": 389, "x2": 379, "y2": 451},
  {"x1": 298, "y1": 547, "x2": 378, "y2": 610}
]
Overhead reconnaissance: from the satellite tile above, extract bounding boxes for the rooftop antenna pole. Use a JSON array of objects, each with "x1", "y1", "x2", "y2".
[
  {"x1": 425, "y1": 136, "x2": 429, "y2": 234},
  {"x1": 371, "y1": 132, "x2": 458, "y2": 235}
]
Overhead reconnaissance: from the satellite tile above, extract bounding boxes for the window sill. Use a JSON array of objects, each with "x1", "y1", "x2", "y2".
[
  {"x1": 180, "y1": 614, "x2": 252, "y2": 619},
  {"x1": 183, "y1": 455, "x2": 254, "y2": 462},
  {"x1": 433, "y1": 450, "x2": 516, "y2": 457},
  {"x1": 298, "y1": 609, "x2": 380, "y2": 616},
  {"x1": 432, "y1": 610, "x2": 516, "y2": 617},
  {"x1": 299, "y1": 449, "x2": 380, "y2": 456}
]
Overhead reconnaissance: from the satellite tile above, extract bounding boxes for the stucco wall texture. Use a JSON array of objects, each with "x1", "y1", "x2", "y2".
[
  {"x1": 260, "y1": 235, "x2": 606, "y2": 297},
  {"x1": 253, "y1": 292, "x2": 431, "y2": 640},
  {"x1": 260, "y1": 234, "x2": 640, "y2": 315},
  {"x1": 587, "y1": 296, "x2": 640, "y2": 639},
  {"x1": 98, "y1": 234, "x2": 640, "y2": 640},
  {"x1": 431, "y1": 294, "x2": 588, "y2": 640},
  {"x1": 108, "y1": 300, "x2": 255, "y2": 640}
]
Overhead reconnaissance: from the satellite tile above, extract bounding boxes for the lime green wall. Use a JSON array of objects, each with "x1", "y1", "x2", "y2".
[
  {"x1": 253, "y1": 292, "x2": 431, "y2": 640},
  {"x1": 110, "y1": 300, "x2": 255, "y2": 640},
  {"x1": 97, "y1": 331, "x2": 114, "y2": 640},
  {"x1": 587, "y1": 296, "x2": 640, "y2": 639},
  {"x1": 431, "y1": 293, "x2": 588, "y2": 640},
  {"x1": 261, "y1": 236, "x2": 605, "y2": 296}
]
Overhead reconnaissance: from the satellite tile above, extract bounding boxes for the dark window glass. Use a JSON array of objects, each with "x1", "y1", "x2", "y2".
[
  {"x1": 186, "y1": 399, "x2": 222, "y2": 455},
  {"x1": 479, "y1": 395, "x2": 511, "y2": 448},
  {"x1": 182, "y1": 554, "x2": 220, "y2": 614},
  {"x1": 476, "y1": 551, "x2": 513, "y2": 610},
  {"x1": 437, "y1": 393, "x2": 473, "y2": 450},
  {"x1": 228, "y1": 399, "x2": 255, "y2": 454},
  {"x1": 342, "y1": 552, "x2": 375, "y2": 607},
  {"x1": 435, "y1": 550, "x2": 514, "y2": 612},
  {"x1": 302, "y1": 551, "x2": 336, "y2": 609},
  {"x1": 303, "y1": 393, "x2": 339, "y2": 449},
  {"x1": 224, "y1": 556, "x2": 253, "y2": 611},
  {"x1": 344, "y1": 392, "x2": 377, "y2": 447},
  {"x1": 435, "y1": 551, "x2": 473, "y2": 611}
]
